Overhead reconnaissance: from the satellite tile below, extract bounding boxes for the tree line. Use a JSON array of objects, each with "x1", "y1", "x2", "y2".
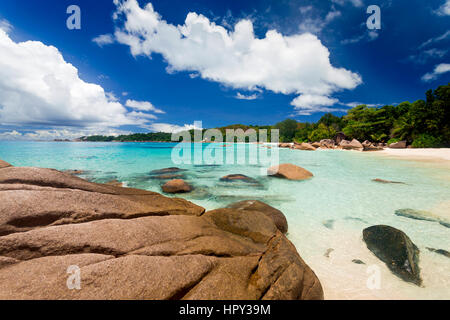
[{"x1": 81, "y1": 83, "x2": 449, "y2": 147}]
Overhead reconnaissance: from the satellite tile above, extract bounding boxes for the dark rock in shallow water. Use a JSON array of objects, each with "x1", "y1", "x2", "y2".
[
  {"x1": 226, "y1": 200, "x2": 288, "y2": 234},
  {"x1": 352, "y1": 259, "x2": 365, "y2": 265},
  {"x1": 150, "y1": 167, "x2": 186, "y2": 175},
  {"x1": 322, "y1": 219, "x2": 335, "y2": 229},
  {"x1": 395, "y1": 208, "x2": 449, "y2": 228},
  {"x1": 149, "y1": 173, "x2": 185, "y2": 180},
  {"x1": 324, "y1": 248, "x2": 334, "y2": 258},
  {"x1": 344, "y1": 216, "x2": 368, "y2": 224},
  {"x1": 426, "y1": 248, "x2": 450, "y2": 258},
  {"x1": 63, "y1": 169, "x2": 86, "y2": 176},
  {"x1": 363, "y1": 225, "x2": 422, "y2": 286},
  {"x1": 372, "y1": 178, "x2": 405, "y2": 184}
]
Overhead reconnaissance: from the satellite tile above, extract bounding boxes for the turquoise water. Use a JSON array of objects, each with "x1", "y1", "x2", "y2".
[{"x1": 0, "y1": 141, "x2": 449, "y2": 299}]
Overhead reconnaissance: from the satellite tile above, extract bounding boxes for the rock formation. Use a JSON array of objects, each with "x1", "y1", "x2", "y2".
[
  {"x1": 0, "y1": 162, "x2": 323, "y2": 300},
  {"x1": 267, "y1": 164, "x2": 313, "y2": 181}
]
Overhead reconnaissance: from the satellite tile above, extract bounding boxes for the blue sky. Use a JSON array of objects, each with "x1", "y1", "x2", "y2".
[{"x1": 0, "y1": 0, "x2": 449, "y2": 139}]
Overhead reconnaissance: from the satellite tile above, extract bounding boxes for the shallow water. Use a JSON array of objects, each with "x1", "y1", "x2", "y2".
[{"x1": 0, "y1": 141, "x2": 449, "y2": 299}]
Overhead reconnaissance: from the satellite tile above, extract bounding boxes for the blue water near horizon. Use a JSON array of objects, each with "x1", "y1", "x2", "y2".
[{"x1": 0, "y1": 141, "x2": 449, "y2": 299}]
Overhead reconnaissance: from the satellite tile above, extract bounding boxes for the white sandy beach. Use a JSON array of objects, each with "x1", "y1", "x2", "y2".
[{"x1": 378, "y1": 148, "x2": 450, "y2": 161}]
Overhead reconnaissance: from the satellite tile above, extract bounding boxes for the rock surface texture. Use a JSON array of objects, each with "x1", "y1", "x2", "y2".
[
  {"x1": 363, "y1": 225, "x2": 422, "y2": 286},
  {"x1": 267, "y1": 164, "x2": 313, "y2": 181},
  {"x1": 0, "y1": 163, "x2": 323, "y2": 300}
]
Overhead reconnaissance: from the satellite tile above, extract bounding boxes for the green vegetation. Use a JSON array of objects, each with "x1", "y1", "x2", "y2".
[{"x1": 80, "y1": 84, "x2": 449, "y2": 147}]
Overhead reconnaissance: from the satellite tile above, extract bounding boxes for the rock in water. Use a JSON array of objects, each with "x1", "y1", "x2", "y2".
[
  {"x1": 426, "y1": 248, "x2": 450, "y2": 258},
  {"x1": 293, "y1": 143, "x2": 316, "y2": 151},
  {"x1": 395, "y1": 208, "x2": 449, "y2": 228},
  {"x1": 267, "y1": 163, "x2": 313, "y2": 181},
  {"x1": 340, "y1": 139, "x2": 363, "y2": 150},
  {"x1": 363, "y1": 225, "x2": 422, "y2": 286},
  {"x1": 226, "y1": 200, "x2": 288, "y2": 234},
  {"x1": 352, "y1": 259, "x2": 365, "y2": 265},
  {"x1": 150, "y1": 167, "x2": 186, "y2": 175},
  {"x1": 220, "y1": 174, "x2": 259, "y2": 184},
  {"x1": 0, "y1": 160, "x2": 12, "y2": 169},
  {"x1": 372, "y1": 178, "x2": 406, "y2": 184},
  {"x1": 0, "y1": 165, "x2": 323, "y2": 300},
  {"x1": 161, "y1": 179, "x2": 193, "y2": 194}
]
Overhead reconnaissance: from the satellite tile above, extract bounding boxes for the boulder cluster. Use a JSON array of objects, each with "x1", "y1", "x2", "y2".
[{"x1": 0, "y1": 161, "x2": 323, "y2": 300}]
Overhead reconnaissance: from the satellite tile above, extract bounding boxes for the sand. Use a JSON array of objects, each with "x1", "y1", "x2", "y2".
[{"x1": 377, "y1": 148, "x2": 450, "y2": 161}]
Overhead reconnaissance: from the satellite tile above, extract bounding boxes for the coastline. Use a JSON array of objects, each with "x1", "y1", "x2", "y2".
[{"x1": 376, "y1": 148, "x2": 450, "y2": 162}]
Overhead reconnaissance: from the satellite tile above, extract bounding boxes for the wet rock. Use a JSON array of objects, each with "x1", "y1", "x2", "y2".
[
  {"x1": 352, "y1": 259, "x2": 365, "y2": 265},
  {"x1": 363, "y1": 225, "x2": 422, "y2": 286},
  {"x1": 226, "y1": 200, "x2": 288, "y2": 234},
  {"x1": 267, "y1": 163, "x2": 313, "y2": 181},
  {"x1": 220, "y1": 174, "x2": 259, "y2": 184},
  {"x1": 161, "y1": 179, "x2": 193, "y2": 194},
  {"x1": 372, "y1": 178, "x2": 406, "y2": 184},
  {"x1": 104, "y1": 179, "x2": 123, "y2": 187},
  {"x1": 322, "y1": 219, "x2": 335, "y2": 229},
  {"x1": 426, "y1": 248, "x2": 450, "y2": 258},
  {"x1": 63, "y1": 169, "x2": 85, "y2": 176},
  {"x1": 389, "y1": 141, "x2": 407, "y2": 149},
  {"x1": 0, "y1": 163, "x2": 323, "y2": 300},
  {"x1": 150, "y1": 174, "x2": 185, "y2": 180},
  {"x1": 150, "y1": 167, "x2": 186, "y2": 175},
  {"x1": 395, "y1": 208, "x2": 449, "y2": 228}
]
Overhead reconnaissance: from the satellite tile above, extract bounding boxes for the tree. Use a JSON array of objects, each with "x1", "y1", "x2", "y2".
[
  {"x1": 275, "y1": 119, "x2": 298, "y2": 142},
  {"x1": 308, "y1": 123, "x2": 336, "y2": 142}
]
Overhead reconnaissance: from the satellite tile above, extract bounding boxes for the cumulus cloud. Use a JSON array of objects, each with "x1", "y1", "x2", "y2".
[
  {"x1": 291, "y1": 94, "x2": 340, "y2": 115},
  {"x1": 0, "y1": 128, "x2": 132, "y2": 141},
  {"x1": 92, "y1": 34, "x2": 115, "y2": 47},
  {"x1": 125, "y1": 99, "x2": 165, "y2": 113},
  {"x1": 110, "y1": 0, "x2": 361, "y2": 113},
  {"x1": 144, "y1": 122, "x2": 200, "y2": 133},
  {"x1": 0, "y1": 28, "x2": 158, "y2": 133},
  {"x1": 422, "y1": 63, "x2": 450, "y2": 82},
  {"x1": 436, "y1": 0, "x2": 450, "y2": 16}
]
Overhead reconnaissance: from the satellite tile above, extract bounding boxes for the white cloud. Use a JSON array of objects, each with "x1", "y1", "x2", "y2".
[
  {"x1": 235, "y1": 92, "x2": 258, "y2": 100},
  {"x1": 0, "y1": 130, "x2": 22, "y2": 140},
  {"x1": 125, "y1": 99, "x2": 165, "y2": 113},
  {"x1": 0, "y1": 28, "x2": 151, "y2": 128},
  {"x1": 406, "y1": 48, "x2": 447, "y2": 65},
  {"x1": 145, "y1": 122, "x2": 199, "y2": 133},
  {"x1": 332, "y1": 0, "x2": 364, "y2": 8},
  {"x1": 422, "y1": 63, "x2": 450, "y2": 82},
  {"x1": 0, "y1": 19, "x2": 12, "y2": 33},
  {"x1": 419, "y1": 30, "x2": 450, "y2": 49},
  {"x1": 111, "y1": 0, "x2": 361, "y2": 114},
  {"x1": 92, "y1": 34, "x2": 115, "y2": 47},
  {"x1": 0, "y1": 128, "x2": 132, "y2": 141},
  {"x1": 436, "y1": 0, "x2": 450, "y2": 16},
  {"x1": 291, "y1": 94, "x2": 342, "y2": 115}
]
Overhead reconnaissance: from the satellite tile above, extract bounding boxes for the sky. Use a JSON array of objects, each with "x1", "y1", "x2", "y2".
[{"x1": 0, "y1": 0, "x2": 449, "y2": 140}]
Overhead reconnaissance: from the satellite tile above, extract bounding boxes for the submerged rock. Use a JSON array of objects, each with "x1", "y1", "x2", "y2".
[
  {"x1": 149, "y1": 174, "x2": 185, "y2": 180},
  {"x1": 395, "y1": 208, "x2": 449, "y2": 228},
  {"x1": 150, "y1": 167, "x2": 186, "y2": 175},
  {"x1": 161, "y1": 179, "x2": 193, "y2": 194},
  {"x1": 0, "y1": 163, "x2": 323, "y2": 300},
  {"x1": 104, "y1": 179, "x2": 123, "y2": 187},
  {"x1": 372, "y1": 178, "x2": 406, "y2": 184},
  {"x1": 220, "y1": 174, "x2": 259, "y2": 184},
  {"x1": 267, "y1": 163, "x2": 313, "y2": 181},
  {"x1": 363, "y1": 225, "x2": 422, "y2": 286},
  {"x1": 63, "y1": 169, "x2": 85, "y2": 176},
  {"x1": 352, "y1": 259, "x2": 365, "y2": 265},
  {"x1": 324, "y1": 248, "x2": 334, "y2": 258},
  {"x1": 226, "y1": 200, "x2": 288, "y2": 234},
  {"x1": 426, "y1": 248, "x2": 450, "y2": 258},
  {"x1": 322, "y1": 219, "x2": 335, "y2": 229},
  {"x1": 0, "y1": 160, "x2": 12, "y2": 169}
]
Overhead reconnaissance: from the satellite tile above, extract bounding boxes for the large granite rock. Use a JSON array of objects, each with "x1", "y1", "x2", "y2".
[
  {"x1": 0, "y1": 164, "x2": 323, "y2": 300},
  {"x1": 226, "y1": 200, "x2": 288, "y2": 234},
  {"x1": 339, "y1": 139, "x2": 363, "y2": 150},
  {"x1": 363, "y1": 225, "x2": 422, "y2": 286},
  {"x1": 293, "y1": 143, "x2": 316, "y2": 151},
  {"x1": 0, "y1": 160, "x2": 12, "y2": 169},
  {"x1": 267, "y1": 164, "x2": 313, "y2": 181},
  {"x1": 319, "y1": 139, "x2": 335, "y2": 149},
  {"x1": 389, "y1": 141, "x2": 407, "y2": 149},
  {"x1": 161, "y1": 179, "x2": 193, "y2": 194}
]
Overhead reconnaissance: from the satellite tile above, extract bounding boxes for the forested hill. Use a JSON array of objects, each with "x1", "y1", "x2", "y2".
[{"x1": 80, "y1": 83, "x2": 449, "y2": 147}]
